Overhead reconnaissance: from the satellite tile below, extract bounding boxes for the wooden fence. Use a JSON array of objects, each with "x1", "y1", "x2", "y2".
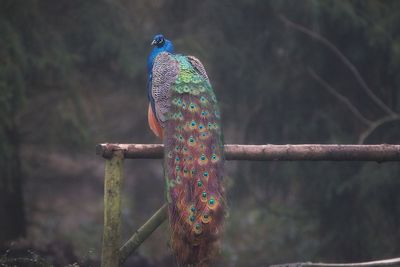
[{"x1": 96, "y1": 143, "x2": 400, "y2": 267}]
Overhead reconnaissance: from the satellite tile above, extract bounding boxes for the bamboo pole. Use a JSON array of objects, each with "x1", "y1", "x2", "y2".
[
  {"x1": 119, "y1": 204, "x2": 168, "y2": 264},
  {"x1": 96, "y1": 143, "x2": 400, "y2": 162},
  {"x1": 101, "y1": 150, "x2": 124, "y2": 267}
]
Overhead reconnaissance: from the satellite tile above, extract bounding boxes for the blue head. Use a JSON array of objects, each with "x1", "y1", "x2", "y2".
[{"x1": 147, "y1": 34, "x2": 174, "y2": 74}]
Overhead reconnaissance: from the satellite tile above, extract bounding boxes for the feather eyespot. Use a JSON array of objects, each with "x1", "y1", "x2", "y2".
[
  {"x1": 209, "y1": 198, "x2": 215, "y2": 205},
  {"x1": 181, "y1": 146, "x2": 188, "y2": 154},
  {"x1": 188, "y1": 103, "x2": 199, "y2": 113},
  {"x1": 199, "y1": 132, "x2": 209, "y2": 140},
  {"x1": 173, "y1": 112, "x2": 183, "y2": 120},
  {"x1": 177, "y1": 135, "x2": 184, "y2": 142},
  {"x1": 193, "y1": 223, "x2": 202, "y2": 234},
  {"x1": 173, "y1": 98, "x2": 183, "y2": 106},
  {"x1": 207, "y1": 197, "x2": 219, "y2": 210},
  {"x1": 211, "y1": 154, "x2": 219, "y2": 162},
  {"x1": 189, "y1": 120, "x2": 197, "y2": 130},
  {"x1": 201, "y1": 110, "x2": 208, "y2": 117},
  {"x1": 188, "y1": 136, "x2": 196, "y2": 146},
  {"x1": 201, "y1": 214, "x2": 211, "y2": 224},
  {"x1": 201, "y1": 191, "x2": 207, "y2": 202},
  {"x1": 198, "y1": 155, "x2": 208, "y2": 165}
]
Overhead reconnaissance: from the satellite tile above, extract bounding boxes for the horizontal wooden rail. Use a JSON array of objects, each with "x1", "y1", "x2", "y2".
[
  {"x1": 270, "y1": 257, "x2": 400, "y2": 267},
  {"x1": 96, "y1": 143, "x2": 400, "y2": 162}
]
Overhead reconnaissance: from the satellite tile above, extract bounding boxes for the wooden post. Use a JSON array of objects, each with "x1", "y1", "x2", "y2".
[{"x1": 101, "y1": 150, "x2": 124, "y2": 267}]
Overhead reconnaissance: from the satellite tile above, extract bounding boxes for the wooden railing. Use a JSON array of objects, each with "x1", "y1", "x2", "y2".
[{"x1": 96, "y1": 143, "x2": 400, "y2": 267}]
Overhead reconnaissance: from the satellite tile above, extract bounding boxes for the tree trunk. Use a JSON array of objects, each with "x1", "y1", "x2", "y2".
[{"x1": 0, "y1": 121, "x2": 26, "y2": 244}]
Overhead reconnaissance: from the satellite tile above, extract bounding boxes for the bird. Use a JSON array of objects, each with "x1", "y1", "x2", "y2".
[{"x1": 147, "y1": 34, "x2": 224, "y2": 267}]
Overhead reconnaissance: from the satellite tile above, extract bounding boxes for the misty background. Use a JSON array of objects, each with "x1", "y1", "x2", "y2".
[{"x1": 1, "y1": 0, "x2": 400, "y2": 266}]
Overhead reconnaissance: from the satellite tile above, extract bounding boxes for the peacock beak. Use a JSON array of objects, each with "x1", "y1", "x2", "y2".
[{"x1": 151, "y1": 40, "x2": 157, "y2": 46}]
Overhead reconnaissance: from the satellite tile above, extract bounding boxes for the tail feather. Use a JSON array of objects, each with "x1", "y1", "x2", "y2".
[{"x1": 164, "y1": 55, "x2": 224, "y2": 266}]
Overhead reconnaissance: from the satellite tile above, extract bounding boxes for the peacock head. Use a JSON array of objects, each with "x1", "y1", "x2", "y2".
[
  {"x1": 151, "y1": 34, "x2": 174, "y2": 52},
  {"x1": 151, "y1": 34, "x2": 166, "y2": 48}
]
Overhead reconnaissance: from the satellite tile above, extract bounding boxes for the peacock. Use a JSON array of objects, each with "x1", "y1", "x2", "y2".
[{"x1": 146, "y1": 34, "x2": 225, "y2": 267}]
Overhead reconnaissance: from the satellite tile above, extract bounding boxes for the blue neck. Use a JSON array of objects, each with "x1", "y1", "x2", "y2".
[{"x1": 147, "y1": 40, "x2": 174, "y2": 75}]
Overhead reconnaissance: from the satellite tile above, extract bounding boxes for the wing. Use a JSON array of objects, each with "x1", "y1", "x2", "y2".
[
  {"x1": 151, "y1": 52, "x2": 179, "y2": 126},
  {"x1": 187, "y1": 55, "x2": 210, "y2": 84}
]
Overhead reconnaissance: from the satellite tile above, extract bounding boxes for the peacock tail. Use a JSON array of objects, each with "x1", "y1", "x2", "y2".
[{"x1": 163, "y1": 55, "x2": 224, "y2": 267}]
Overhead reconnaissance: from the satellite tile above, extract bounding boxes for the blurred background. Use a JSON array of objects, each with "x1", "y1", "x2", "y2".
[{"x1": 1, "y1": 0, "x2": 400, "y2": 266}]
